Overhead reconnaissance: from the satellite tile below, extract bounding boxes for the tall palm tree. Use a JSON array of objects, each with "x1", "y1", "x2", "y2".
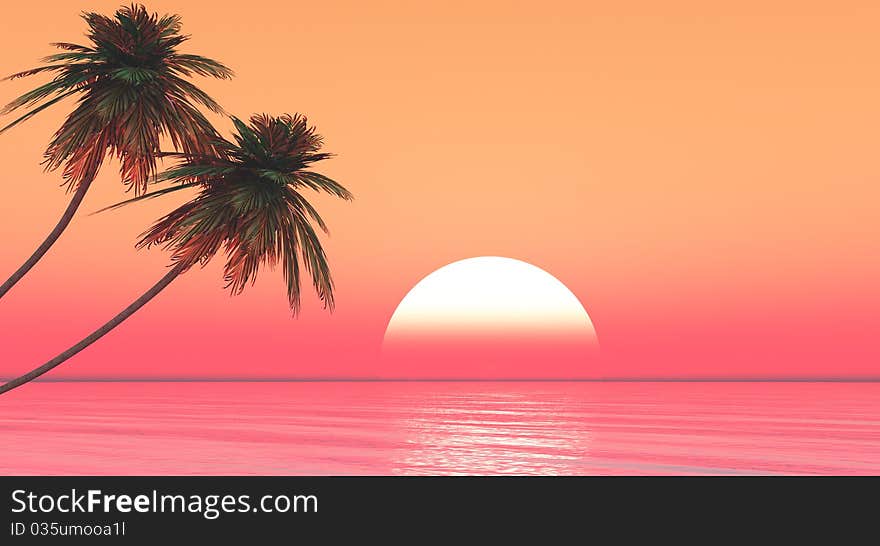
[
  {"x1": 0, "y1": 114, "x2": 353, "y2": 395},
  {"x1": 0, "y1": 4, "x2": 232, "y2": 299}
]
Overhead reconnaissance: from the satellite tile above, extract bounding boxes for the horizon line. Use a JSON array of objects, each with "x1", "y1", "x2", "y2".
[{"x1": 3, "y1": 377, "x2": 880, "y2": 383}]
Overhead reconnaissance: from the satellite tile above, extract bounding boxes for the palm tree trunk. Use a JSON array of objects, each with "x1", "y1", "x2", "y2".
[
  {"x1": 0, "y1": 179, "x2": 93, "y2": 299},
  {"x1": 0, "y1": 263, "x2": 185, "y2": 395}
]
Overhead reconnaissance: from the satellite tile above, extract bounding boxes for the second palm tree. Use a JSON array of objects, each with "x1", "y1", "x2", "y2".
[{"x1": 0, "y1": 114, "x2": 353, "y2": 395}]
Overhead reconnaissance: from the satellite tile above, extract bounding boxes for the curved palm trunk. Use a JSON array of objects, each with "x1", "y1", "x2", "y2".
[
  {"x1": 0, "y1": 263, "x2": 185, "y2": 395},
  {"x1": 0, "y1": 179, "x2": 93, "y2": 299}
]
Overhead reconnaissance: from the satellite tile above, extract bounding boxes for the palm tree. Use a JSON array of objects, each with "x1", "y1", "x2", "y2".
[
  {"x1": 0, "y1": 4, "x2": 232, "y2": 299},
  {"x1": 0, "y1": 114, "x2": 353, "y2": 395}
]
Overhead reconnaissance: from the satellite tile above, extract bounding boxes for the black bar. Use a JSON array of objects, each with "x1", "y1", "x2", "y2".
[{"x1": 0, "y1": 476, "x2": 875, "y2": 542}]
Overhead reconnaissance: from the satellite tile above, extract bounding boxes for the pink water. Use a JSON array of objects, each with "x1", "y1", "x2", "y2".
[{"x1": 2, "y1": 382, "x2": 879, "y2": 475}]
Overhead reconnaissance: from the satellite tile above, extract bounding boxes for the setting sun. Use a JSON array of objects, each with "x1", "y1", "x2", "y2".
[{"x1": 382, "y1": 257, "x2": 598, "y2": 378}]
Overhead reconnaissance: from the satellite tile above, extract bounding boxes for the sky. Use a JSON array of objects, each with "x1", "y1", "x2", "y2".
[{"x1": 0, "y1": 0, "x2": 878, "y2": 380}]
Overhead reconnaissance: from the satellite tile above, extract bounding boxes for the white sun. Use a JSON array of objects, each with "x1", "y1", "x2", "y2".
[{"x1": 384, "y1": 256, "x2": 597, "y2": 342}]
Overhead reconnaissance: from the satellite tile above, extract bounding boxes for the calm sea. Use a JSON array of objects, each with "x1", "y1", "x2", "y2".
[{"x1": 2, "y1": 381, "x2": 878, "y2": 475}]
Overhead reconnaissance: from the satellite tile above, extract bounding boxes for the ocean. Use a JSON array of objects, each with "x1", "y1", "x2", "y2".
[{"x1": 2, "y1": 381, "x2": 878, "y2": 475}]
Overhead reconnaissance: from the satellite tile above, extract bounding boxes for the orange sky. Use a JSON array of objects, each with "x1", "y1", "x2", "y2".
[{"x1": 1, "y1": 0, "x2": 879, "y2": 379}]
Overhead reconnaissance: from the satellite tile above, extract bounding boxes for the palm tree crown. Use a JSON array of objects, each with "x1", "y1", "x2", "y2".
[
  {"x1": 1, "y1": 3, "x2": 233, "y2": 192},
  {"x1": 131, "y1": 114, "x2": 353, "y2": 312}
]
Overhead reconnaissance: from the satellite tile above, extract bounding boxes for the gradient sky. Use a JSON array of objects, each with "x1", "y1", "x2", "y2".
[{"x1": 1, "y1": 0, "x2": 878, "y2": 380}]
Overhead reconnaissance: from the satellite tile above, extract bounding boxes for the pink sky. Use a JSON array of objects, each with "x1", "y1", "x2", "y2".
[{"x1": 1, "y1": 1, "x2": 879, "y2": 380}]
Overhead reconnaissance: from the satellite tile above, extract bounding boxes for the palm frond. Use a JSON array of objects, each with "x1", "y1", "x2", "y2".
[
  {"x1": 157, "y1": 164, "x2": 238, "y2": 183},
  {"x1": 91, "y1": 182, "x2": 201, "y2": 214},
  {"x1": 49, "y1": 42, "x2": 95, "y2": 52},
  {"x1": 170, "y1": 54, "x2": 234, "y2": 79},
  {"x1": 291, "y1": 208, "x2": 335, "y2": 310},
  {"x1": 0, "y1": 89, "x2": 79, "y2": 134},
  {"x1": 1, "y1": 80, "x2": 75, "y2": 113},
  {"x1": 295, "y1": 171, "x2": 354, "y2": 200},
  {"x1": 136, "y1": 114, "x2": 351, "y2": 312},
  {"x1": 0, "y1": 3, "x2": 232, "y2": 191},
  {"x1": 3, "y1": 65, "x2": 71, "y2": 81},
  {"x1": 40, "y1": 52, "x2": 99, "y2": 63},
  {"x1": 109, "y1": 67, "x2": 159, "y2": 84}
]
